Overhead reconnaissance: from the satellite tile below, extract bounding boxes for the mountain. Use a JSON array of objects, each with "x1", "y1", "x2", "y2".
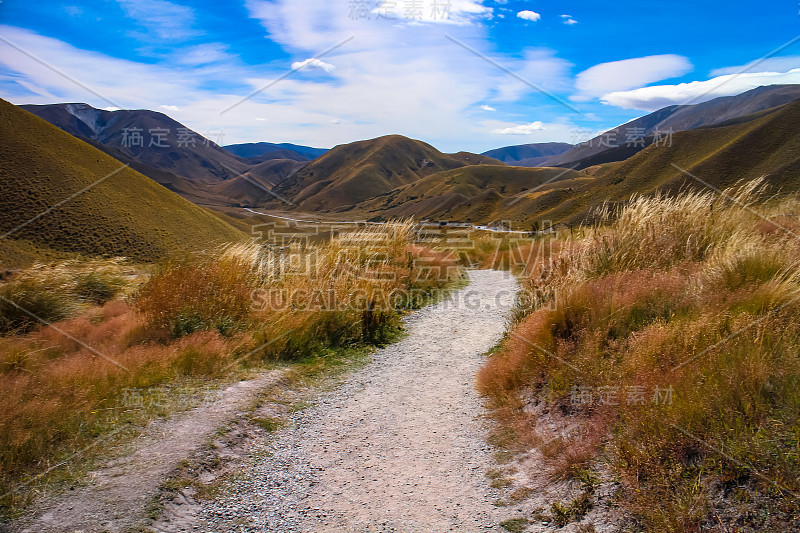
[
  {"x1": 544, "y1": 84, "x2": 800, "y2": 168},
  {"x1": 336, "y1": 96, "x2": 800, "y2": 228},
  {"x1": 267, "y1": 135, "x2": 505, "y2": 211},
  {"x1": 0, "y1": 99, "x2": 245, "y2": 267},
  {"x1": 481, "y1": 142, "x2": 573, "y2": 167},
  {"x1": 223, "y1": 142, "x2": 328, "y2": 162},
  {"x1": 519, "y1": 97, "x2": 800, "y2": 225},
  {"x1": 351, "y1": 165, "x2": 591, "y2": 223},
  {"x1": 20, "y1": 103, "x2": 250, "y2": 183}
]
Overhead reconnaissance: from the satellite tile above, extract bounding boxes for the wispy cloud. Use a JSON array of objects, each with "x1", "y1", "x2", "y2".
[
  {"x1": 480, "y1": 104, "x2": 496, "y2": 111},
  {"x1": 172, "y1": 43, "x2": 232, "y2": 66},
  {"x1": 573, "y1": 54, "x2": 692, "y2": 101},
  {"x1": 116, "y1": 0, "x2": 199, "y2": 42},
  {"x1": 710, "y1": 56, "x2": 800, "y2": 76},
  {"x1": 560, "y1": 14, "x2": 578, "y2": 25},
  {"x1": 492, "y1": 121, "x2": 544, "y2": 134},
  {"x1": 601, "y1": 68, "x2": 800, "y2": 110}
]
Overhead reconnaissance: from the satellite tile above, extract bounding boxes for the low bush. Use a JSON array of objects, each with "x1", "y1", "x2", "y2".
[{"x1": 0, "y1": 278, "x2": 74, "y2": 334}]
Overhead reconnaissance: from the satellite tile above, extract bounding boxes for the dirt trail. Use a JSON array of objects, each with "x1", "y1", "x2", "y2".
[
  {"x1": 182, "y1": 269, "x2": 520, "y2": 532},
  {"x1": 10, "y1": 371, "x2": 285, "y2": 533},
  {"x1": 9, "y1": 269, "x2": 520, "y2": 533}
]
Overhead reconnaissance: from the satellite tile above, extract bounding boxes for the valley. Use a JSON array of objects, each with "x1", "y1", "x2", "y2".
[{"x1": 2, "y1": 71, "x2": 800, "y2": 532}]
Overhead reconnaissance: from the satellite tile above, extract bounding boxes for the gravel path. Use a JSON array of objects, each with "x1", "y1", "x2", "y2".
[
  {"x1": 188, "y1": 269, "x2": 519, "y2": 532},
  {"x1": 11, "y1": 372, "x2": 286, "y2": 533}
]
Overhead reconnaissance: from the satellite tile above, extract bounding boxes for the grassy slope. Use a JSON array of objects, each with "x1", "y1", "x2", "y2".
[
  {"x1": 521, "y1": 98, "x2": 800, "y2": 225},
  {"x1": 270, "y1": 135, "x2": 504, "y2": 212},
  {"x1": 0, "y1": 99, "x2": 245, "y2": 266},
  {"x1": 476, "y1": 184, "x2": 800, "y2": 531},
  {"x1": 352, "y1": 164, "x2": 591, "y2": 224}
]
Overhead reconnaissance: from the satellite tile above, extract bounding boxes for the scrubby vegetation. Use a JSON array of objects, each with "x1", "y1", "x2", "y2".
[
  {"x1": 477, "y1": 180, "x2": 800, "y2": 531},
  {"x1": 0, "y1": 222, "x2": 459, "y2": 513}
]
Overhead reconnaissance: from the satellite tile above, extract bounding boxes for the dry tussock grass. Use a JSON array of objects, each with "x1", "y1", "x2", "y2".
[
  {"x1": 478, "y1": 180, "x2": 800, "y2": 531},
  {"x1": 0, "y1": 221, "x2": 461, "y2": 511}
]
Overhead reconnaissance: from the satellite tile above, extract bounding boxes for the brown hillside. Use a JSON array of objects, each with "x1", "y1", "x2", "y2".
[{"x1": 0, "y1": 99, "x2": 246, "y2": 267}]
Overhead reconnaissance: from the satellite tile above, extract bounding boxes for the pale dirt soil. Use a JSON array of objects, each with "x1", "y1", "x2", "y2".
[{"x1": 7, "y1": 372, "x2": 286, "y2": 533}]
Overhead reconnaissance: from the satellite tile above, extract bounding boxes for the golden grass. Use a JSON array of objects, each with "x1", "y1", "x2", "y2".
[
  {"x1": 478, "y1": 180, "x2": 800, "y2": 531},
  {"x1": 0, "y1": 221, "x2": 461, "y2": 513}
]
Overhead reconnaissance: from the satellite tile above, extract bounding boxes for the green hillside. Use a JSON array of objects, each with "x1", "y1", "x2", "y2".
[{"x1": 0, "y1": 99, "x2": 246, "y2": 267}]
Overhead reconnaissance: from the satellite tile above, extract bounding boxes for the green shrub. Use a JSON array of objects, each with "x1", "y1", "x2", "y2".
[
  {"x1": 0, "y1": 279, "x2": 74, "y2": 334},
  {"x1": 74, "y1": 272, "x2": 125, "y2": 305}
]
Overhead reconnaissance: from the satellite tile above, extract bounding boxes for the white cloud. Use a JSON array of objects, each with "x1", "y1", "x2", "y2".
[
  {"x1": 517, "y1": 10, "x2": 541, "y2": 22},
  {"x1": 373, "y1": 0, "x2": 494, "y2": 25},
  {"x1": 601, "y1": 68, "x2": 800, "y2": 111},
  {"x1": 573, "y1": 54, "x2": 692, "y2": 101},
  {"x1": 480, "y1": 104, "x2": 496, "y2": 111},
  {"x1": 563, "y1": 17, "x2": 577, "y2": 25},
  {"x1": 159, "y1": 104, "x2": 180, "y2": 111},
  {"x1": 116, "y1": 0, "x2": 199, "y2": 41},
  {"x1": 291, "y1": 57, "x2": 336, "y2": 73},
  {"x1": 492, "y1": 121, "x2": 544, "y2": 134},
  {"x1": 710, "y1": 56, "x2": 800, "y2": 76},
  {"x1": 0, "y1": 9, "x2": 572, "y2": 153}
]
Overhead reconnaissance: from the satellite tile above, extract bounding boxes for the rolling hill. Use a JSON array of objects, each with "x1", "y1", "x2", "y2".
[
  {"x1": 518, "y1": 96, "x2": 800, "y2": 225},
  {"x1": 267, "y1": 135, "x2": 505, "y2": 211},
  {"x1": 349, "y1": 164, "x2": 592, "y2": 224},
  {"x1": 543, "y1": 84, "x2": 800, "y2": 168},
  {"x1": 0, "y1": 99, "x2": 246, "y2": 267}
]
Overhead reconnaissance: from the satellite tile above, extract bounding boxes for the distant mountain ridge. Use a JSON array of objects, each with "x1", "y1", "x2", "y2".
[
  {"x1": 223, "y1": 142, "x2": 328, "y2": 162},
  {"x1": 520, "y1": 96, "x2": 800, "y2": 226},
  {"x1": 20, "y1": 103, "x2": 250, "y2": 183},
  {"x1": 541, "y1": 84, "x2": 800, "y2": 168},
  {"x1": 481, "y1": 142, "x2": 572, "y2": 167},
  {"x1": 18, "y1": 103, "x2": 318, "y2": 209}
]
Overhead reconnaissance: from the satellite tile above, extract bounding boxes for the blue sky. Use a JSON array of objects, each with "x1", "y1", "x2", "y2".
[{"x1": 1, "y1": 0, "x2": 799, "y2": 152}]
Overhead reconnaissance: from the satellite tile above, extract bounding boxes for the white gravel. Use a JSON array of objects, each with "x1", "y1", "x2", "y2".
[{"x1": 187, "y1": 269, "x2": 520, "y2": 532}]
